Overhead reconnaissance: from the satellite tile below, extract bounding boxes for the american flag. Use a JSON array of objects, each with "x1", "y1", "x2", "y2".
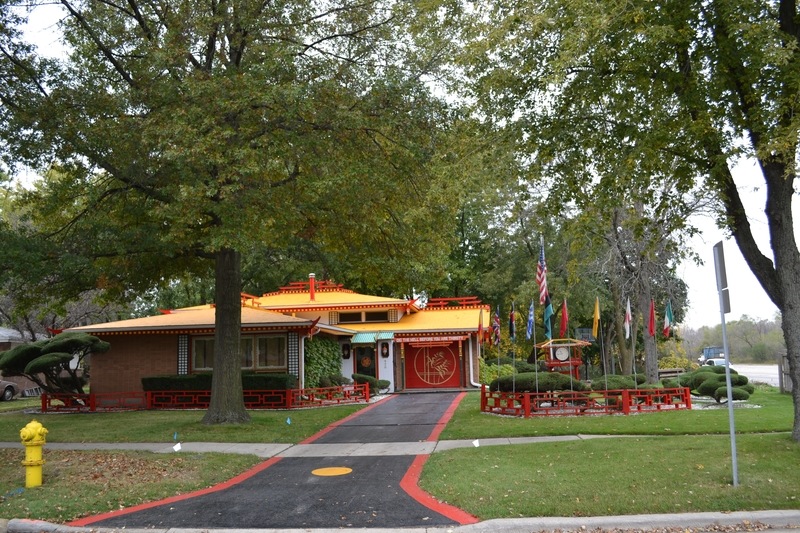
[{"x1": 536, "y1": 238, "x2": 549, "y2": 305}]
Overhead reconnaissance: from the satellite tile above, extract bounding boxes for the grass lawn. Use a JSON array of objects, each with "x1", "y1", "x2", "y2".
[
  {"x1": 420, "y1": 432, "x2": 800, "y2": 519},
  {"x1": 421, "y1": 385, "x2": 800, "y2": 519},
  {"x1": 439, "y1": 385, "x2": 794, "y2": 439},
  {"x1": 0, "y1": 403, "x2": 366, "y2": 443},
  {"x1": 0, "y1": 449, "x2": 263, "y2": 523}
]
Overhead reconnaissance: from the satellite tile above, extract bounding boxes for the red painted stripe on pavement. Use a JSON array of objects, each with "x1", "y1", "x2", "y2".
[
  {"x1": 426, "y1": 391, "x2": 466, "y2": 442},
  {"x1": 298, "y1": 394, "x2": 395, "y2": 444},
  {"x1": 70, "y1": 396, "x2": 392, "y2": 526},
  {"x1": 399, "y1": 391, "x2": 478, "y2": 525},
  {"x1": 400, "y1": 454, "x2": 479, "y2": 525},
  {"x1": 69, "y1": 456, "x2": 283, "y2": 526}
]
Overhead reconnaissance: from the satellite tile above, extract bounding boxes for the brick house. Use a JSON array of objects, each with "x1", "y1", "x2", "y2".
[{"x1": 70, "y1": 275, "x2": 490, "y2": 393}]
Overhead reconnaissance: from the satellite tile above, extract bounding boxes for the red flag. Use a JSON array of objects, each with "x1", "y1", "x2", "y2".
[
  {"x1": 648, "y1": 299, "x2": 656, "y2": 337},
  {"x1": 559, "y1": 299, "x2": 569, "y2": 338}
]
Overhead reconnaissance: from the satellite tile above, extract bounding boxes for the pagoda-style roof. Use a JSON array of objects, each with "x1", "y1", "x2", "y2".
[
  {"x1": 250, "y1": 278, "x2": 412, "y2": 312},
  {"x1": 69, "y1": 305, "x2": 314, "y2": 335}
]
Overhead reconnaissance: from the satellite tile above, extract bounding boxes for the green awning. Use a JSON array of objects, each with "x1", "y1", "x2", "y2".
[{"x1": 351, "y1": 332, "x2": 394, "y2": 344}]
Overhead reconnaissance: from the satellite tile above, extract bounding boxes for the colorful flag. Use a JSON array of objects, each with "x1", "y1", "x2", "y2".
[
  {"x1": 492, "y1": 307, "x2": 501, "y2": 345},
  {"x1": 509, "y1": 302, "x2": 516, "y2": 341},
  {"x1": 543, "y1": 294, "x2": 554, "y2": 339},
  {"x1": 478, "y1": 308, "x2": 484, "y2": 344},
  {"x1": 536, "y1": 237, "x2": 549, "y2": 305},
  {"x1": 526, "y1": 300, "x2": 534, "y2": 340},
  {"x1": 559, "y1": 298, "x2": 569, "y2": 338},
  {"x1": 648, "y1": 299, "x2": 656, "y2": 337},
  {"x1": 624, "y1": 298, "x2": 632, "y2": 339},
  {"x1": 663, "y1": 300, "x2": 674, "y2": 337},
  {"x1": 592, "y1": 297, "x2": 600, "y2": 339}
]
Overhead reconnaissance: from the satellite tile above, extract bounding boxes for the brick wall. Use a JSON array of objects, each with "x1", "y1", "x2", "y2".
[{"x1": 91, "y1": 334, "x2": 178, "y2": 394}]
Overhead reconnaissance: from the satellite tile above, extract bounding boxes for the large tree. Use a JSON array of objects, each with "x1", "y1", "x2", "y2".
[
  {"x1": 0, "y1": 1, "x2": 457, "y2": 423},
  {"x1": 456, "y1": 0, "x2": 800, "y2": 441}
]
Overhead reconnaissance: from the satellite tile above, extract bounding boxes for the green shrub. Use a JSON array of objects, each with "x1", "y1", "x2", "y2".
[
  {"x1": 490, "y1": 371, "x2": 588, "y2": 393},
  {"x1": 479, "y1": 358, "x2": 515, "y2": 384},
  {"x1": 696, "y1": 375, "x2": 726, "y2": 397},
  {"x1": 304, "y1": 337, "x2": 342, "y2": 388},
  {"x1": 591, "y1": 374, "x2": 638, "y2": 390},
  {"x1": 713, "y1": 386, "x2": 751, "y2": 402},
  {"x1": 658, "y1": 355, "x2": 697, "y2": 371},
  {"x1": 352, "y1": 373, "x2": 380, "y2": 394},
  {"x1": 661, "y1": 378, "x2": 681, "y2": 388},
  {"x1": 142, "y1": 372, "x2": 296, "y2": 391},
  {"x1": 319, "y1": 374, "x2": 352, "y2": 387}
]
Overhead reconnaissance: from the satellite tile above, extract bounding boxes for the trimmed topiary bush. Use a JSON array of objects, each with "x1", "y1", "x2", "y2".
[
  {"x1": 490, "y1": 371, "x2": 588, "y2": 393},
  {"x1": 142, "y1": 372, "x2": 297, "y2": 391},
  {"x1": 713, "y1": 386, "x2": 751, "y2": 402},
  {"x1": 591, "y1": 375, "x2": 638, "y2": 390},
  {"x1": 352, "y1": 373, "x2": 383, "y2": 394}
]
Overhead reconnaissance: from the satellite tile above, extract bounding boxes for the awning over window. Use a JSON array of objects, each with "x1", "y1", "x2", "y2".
[{"x1": 350, "y1": 331, "x2": 394, "y2": 344}]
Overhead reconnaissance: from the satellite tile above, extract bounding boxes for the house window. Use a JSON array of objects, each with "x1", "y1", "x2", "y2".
[
  {"x1": 365, "y1": 311, "x2": 389, "y2": 322},
  {"x1": 257, "y1": 335, "x2": 287, "y2": 370},
  {"x1": 241, "y1": 337, "x2": 254, "y2": 368},
  {"x1": 338, "y1": 312, "x2": 361, "y2": 323},
  {"x1": 193, "y1": 338, "x2": 214, "y2": 370}
]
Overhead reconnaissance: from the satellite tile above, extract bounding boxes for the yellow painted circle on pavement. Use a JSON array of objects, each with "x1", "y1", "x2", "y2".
[{"x1": 312, "y1": 467, "x2": 353, "y2": 477}]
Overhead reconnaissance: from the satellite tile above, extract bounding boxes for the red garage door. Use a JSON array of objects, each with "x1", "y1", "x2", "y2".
[{"x1": 404, "y1": 343, "x2": 461, "y2": 389}]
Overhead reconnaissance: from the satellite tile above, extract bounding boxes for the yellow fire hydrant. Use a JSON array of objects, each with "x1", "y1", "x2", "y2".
[{"x1": 20, "y1": 419, "x2": 48, "y2": 488}]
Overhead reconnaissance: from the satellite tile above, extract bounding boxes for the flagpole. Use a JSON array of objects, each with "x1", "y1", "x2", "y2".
[
  {"x1": 532, "y1": 299, "x2": 539, "y2": 395},
  {"x1": 631, "y1": 311, "x2": 638, "y2": 390}
]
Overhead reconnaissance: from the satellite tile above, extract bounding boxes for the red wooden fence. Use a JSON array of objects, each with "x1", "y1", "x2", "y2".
[
  {"x1": 480, "y1": 384, "x2": 692, "y2": 417},
  {"x1": 41, "y1": 384, "x2": 370, "y2": 413}
]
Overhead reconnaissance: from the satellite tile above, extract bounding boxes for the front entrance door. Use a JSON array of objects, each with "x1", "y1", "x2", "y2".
[
  {"x1": 355, "y1": 346, "x2": 376, "y2": 378},
  {"x1": 404, "y1": 343, "x2": 461, "y2": 388}
]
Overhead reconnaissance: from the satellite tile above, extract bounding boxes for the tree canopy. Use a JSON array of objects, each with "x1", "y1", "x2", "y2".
[
  {"x1": 0, "y1": 1, "x2": 461, "y2": 423},
  {"x1": 452, "y1": 0, "x2": 800, "y2": 440}
]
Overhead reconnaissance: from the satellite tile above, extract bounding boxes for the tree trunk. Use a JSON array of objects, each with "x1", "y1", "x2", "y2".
[
  {"x1": 202, "y1": 248, "x2": 250, "y2": 425},
  {"x1": 638, "y1": 283, "x2": 659, "y2": 384},
  {"x1": 719, "y1": 153, "x2": 800, "y2": 441}
]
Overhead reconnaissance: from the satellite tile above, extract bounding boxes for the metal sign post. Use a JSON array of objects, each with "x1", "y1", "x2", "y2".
[{"x1": 713, "y1": 241, "x2": 739, "y2": 487}]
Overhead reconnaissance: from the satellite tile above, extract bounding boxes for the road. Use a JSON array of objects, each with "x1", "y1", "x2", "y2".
[{"x1": 730, "y1": 363, "x2": 779, "y2": 386}]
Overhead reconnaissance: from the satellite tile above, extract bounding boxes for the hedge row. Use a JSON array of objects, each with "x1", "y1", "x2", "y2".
[{"x1": 142, "y1": 372, "x2": 297, "y2": 391}]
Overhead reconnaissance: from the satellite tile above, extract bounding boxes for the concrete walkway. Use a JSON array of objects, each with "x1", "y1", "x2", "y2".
[
  {"x1": 0, "y1": 432, "x2": 632, "y2": 458},
  {"x1": 2, "y1": 393, "x2": 799, "y2": 532}
]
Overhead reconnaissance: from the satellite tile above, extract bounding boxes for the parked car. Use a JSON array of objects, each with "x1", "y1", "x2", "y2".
[
  {"x1": 1, "y1": 379, "x2": 20, "y2": 401},
  {"x1": 705, "y1": 358, "x2": 732, "y2": 368}
]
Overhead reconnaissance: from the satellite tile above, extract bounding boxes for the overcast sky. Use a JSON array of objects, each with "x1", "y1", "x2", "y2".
[{"x1": 679, "y1": 160, "x2": 785, "y2": 329}]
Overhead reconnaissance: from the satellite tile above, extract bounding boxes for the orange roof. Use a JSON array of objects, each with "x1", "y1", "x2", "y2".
[
  {"x1": 343, "y1": 306, "x2": 489, "y2": 335},
  {"x1": 251, "y1": 280, "x2": 410, "y2": 312},
  {"x1": 68, "y1": 305, "x2": 312, "y2": 334}
]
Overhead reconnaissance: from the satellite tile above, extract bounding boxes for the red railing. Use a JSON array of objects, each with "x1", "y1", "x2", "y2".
[
  {"x1": 41, "y1": 384, "x2": 370, "y2": 413},
  {"x1": 480, "y1": 384, "x2": 692, "y2": 417}
]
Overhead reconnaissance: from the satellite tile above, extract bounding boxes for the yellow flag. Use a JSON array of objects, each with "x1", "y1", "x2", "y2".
[{"x1": 592, "y1": 297, "x2": 600, "y2": 338}]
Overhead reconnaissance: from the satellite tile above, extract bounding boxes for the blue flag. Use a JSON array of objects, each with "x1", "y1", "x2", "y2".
[
  {"x1": 543, "y1": 294, "x2": 554, "y2": 340},
  {"x1": 526, "y1": 301, "x2": 534, "y2": 340}
]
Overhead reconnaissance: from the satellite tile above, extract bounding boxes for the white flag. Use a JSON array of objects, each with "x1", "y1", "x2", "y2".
[{"x1": 624, "y1": 298, "x2": 632, "y2": 339}]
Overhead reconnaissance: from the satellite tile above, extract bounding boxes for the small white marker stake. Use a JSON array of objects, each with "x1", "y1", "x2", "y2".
[{"x1": 472, "y1": 439, "x2": 480, "y2": 447}]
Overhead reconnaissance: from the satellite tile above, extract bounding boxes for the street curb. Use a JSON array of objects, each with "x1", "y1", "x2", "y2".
[{"x1": 8, "y1": 510, "x2": 800, "y2": 533}]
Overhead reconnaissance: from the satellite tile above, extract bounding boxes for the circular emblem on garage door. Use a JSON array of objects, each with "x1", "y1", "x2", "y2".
[{"x1": 413, "y1": 346, "x2": 456, "y2": 385}]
